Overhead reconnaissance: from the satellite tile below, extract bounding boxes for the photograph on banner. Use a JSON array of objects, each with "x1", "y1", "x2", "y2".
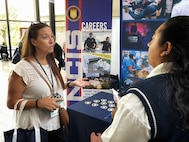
[
  {"x1": 82, "y1": 31, "x2": 112, "y2": 53},
  {"x1": 82, "y1": 51, "x2": 111, "y2": 90},
  {"x1": 65, "y1": 0, "x2": 113, "y2": 104},
  {"x1": 122, "y1": 20, "x2": 165, "y2": 50},
  {"x1": 82, "y1": 31, "x2": 113, "y2": 90},
  {"x1": 122, "y1": 0, "x2": 181, "y2": 20},
  {"x1": 120, "y1": 50, "x2": 152, "y2": 90}
]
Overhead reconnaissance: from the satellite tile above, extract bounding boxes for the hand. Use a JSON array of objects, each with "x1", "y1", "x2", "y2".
[
  {"x1": 90, "y1": 132, "x2": 102, "y2": 142},
  {"x1": 72, "y1": 78, "x2": 91, "y2": 88},
  {"x1": 111, "y1": 107, "x2": 117, "y2": 119},
  {"x1": 135, "y1": 8, "x2": 142, "y2": 13},
  {"x1": 38, "y1": 96, "x2": 63, "y2": 112}
]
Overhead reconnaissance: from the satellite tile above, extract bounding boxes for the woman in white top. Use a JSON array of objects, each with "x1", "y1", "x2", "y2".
[
  {"x1": 91, "y1": 16, "x2": 189, "y2": 141},
  {"x1": 7, "y1": 22, "x2": 90, "y2": 142}
]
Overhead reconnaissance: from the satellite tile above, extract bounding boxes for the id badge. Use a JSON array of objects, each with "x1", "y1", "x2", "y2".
[
  {"x1": 50, "y1": 109, "x2": 59, "y2": 117},
  {"x1": 48, "y1": 93, "x2": 63, "y2": 117}
]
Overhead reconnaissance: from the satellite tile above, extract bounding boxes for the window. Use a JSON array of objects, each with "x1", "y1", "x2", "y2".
[
  {"x1": 8, "y1": 0, "x2": 35, "y2": 21},
  {"x1": 0, "y1": 0, "x2": 66, "y2": 58}
]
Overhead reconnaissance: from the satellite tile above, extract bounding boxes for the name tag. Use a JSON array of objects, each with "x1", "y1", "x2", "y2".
[{"x1": 50, "y1": 109, "x2": 59, "y2": 117}]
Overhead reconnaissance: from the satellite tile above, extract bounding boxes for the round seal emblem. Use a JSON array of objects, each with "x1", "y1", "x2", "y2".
[{"x1": 67, "y1": 5, "x2": 81, "y2": 22}]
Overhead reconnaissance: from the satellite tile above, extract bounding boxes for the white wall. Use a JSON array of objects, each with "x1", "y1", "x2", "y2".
[{"x1": 110, "y1": 17, "x2": 120, "y2": 78}]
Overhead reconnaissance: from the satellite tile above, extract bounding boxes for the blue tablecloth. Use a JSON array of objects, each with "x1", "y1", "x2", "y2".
[{"x1": 67, "y1": 91, "x2": 115, "y2": 142}]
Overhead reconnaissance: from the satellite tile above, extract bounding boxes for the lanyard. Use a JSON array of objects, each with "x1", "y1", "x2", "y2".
[{"x1": 33, "y1": 55, "x2": 54, "y2": 92}]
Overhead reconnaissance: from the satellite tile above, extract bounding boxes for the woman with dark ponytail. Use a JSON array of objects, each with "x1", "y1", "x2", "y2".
[{"x1": 91, "y1": 16, "x2": 189, "y2": 142}]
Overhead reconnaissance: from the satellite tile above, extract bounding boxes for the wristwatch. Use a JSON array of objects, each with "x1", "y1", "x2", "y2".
[{"x1": 66, "y1": 82, "x2": 72, "y2": 88}]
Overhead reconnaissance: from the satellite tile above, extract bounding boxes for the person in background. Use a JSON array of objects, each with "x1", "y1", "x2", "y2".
[
  {"x1": 126, "y1": 24, "x2": 144, "y2": 49},
  {"x1": 123, "y1": 0, "x2": 158, "y2": 20},
  {"x1": 54, "y1": 42, "x2": 64, "y2": 70},
  {"x1": 157, "y1": 0, "x2": 180, "y2": 18},
  {"x1": 7, "y1": 22, "x2": 90, "y2": 142},
  {"x1": 12, "y1": 30, "x2": 28, "y2": 64},
  {"x1": 122, "y1": 53, "x2": 137, "y2": 77},
  {"x1": 122, "y1": 52, "x2": 141, "y2": 80},
  {"x1": 171, "y1": 0, "x2": 189, "y2": 17},
  {"x1": 0, "y1": 42, "x2": 9, "y2": 61},
  {"x1": 84, "y1": 32, "x2": 97, "y2": 51},
  {"x1": 91, "y1": 16, "x2": 189, "y2": 141},
  {"x1": 100, "y1": 36, "x2": 111, "y2": 53},
  {"x1": 19, "y1": 30, "x2": 28, "y2": 52},
  {"x1": 62, "y1": 42, "x2": 66, "y2": 62}
]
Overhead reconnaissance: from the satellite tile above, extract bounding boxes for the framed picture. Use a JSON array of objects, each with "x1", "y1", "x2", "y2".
[{"x1": 20, "y1": 28, "x2": 28, "y2": 39}]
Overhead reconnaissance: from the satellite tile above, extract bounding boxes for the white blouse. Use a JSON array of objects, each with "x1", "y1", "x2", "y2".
[
  {"x1": 12, "y1": 59, "x2": 65, "y2": 131},
  {"x1": 101, "y1": 62, "x2": 172, "y2": 142}
]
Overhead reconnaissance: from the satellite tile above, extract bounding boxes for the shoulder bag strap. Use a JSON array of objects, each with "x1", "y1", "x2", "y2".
[
  {"x1": 13, "y1": 100, "x2": 42, "y2": 142},
  {"x1": 12, "y1": 99, "x2": 28, "y2": 142},
  {"x1": 25, "y1": 59, "x2": 53, "y2": 93}
]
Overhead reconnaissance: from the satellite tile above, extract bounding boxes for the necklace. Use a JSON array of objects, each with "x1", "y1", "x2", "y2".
[{"x1": 33, "y1": 55, "x2": 54, "y2": 92}]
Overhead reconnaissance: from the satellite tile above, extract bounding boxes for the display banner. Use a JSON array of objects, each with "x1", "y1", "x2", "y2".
[
  {"x1": 66, "y1": 0, "x2": 112, "y2": 105},
  {"x1": 120, "y1": 0, "x2": 180, "y2": 91}
]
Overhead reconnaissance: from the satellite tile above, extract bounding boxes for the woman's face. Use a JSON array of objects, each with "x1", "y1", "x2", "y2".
[
  {"x1": 147, "y1": 24, "x2": 165, "y2": 67},
  {"x1": 32, "y1": 27, "x2": 55, "y2": 56}
]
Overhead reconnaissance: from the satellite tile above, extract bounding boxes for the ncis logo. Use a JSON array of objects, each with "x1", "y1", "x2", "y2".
[{"x1": 67, "y1": 5, "x2": 81, "y2": 22}]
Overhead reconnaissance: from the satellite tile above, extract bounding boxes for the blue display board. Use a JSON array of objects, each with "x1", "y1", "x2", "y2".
[
  {"x1": 120, "y1": 0, "x2": 180, "y2": 91},
  {"x1": 65, "y1": 0, "x2": 112, "y2": 105}
]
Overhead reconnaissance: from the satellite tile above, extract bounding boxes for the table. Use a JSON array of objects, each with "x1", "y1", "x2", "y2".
[{"x1": 67, "y1": 91, "x2": 115, "y2": 142}]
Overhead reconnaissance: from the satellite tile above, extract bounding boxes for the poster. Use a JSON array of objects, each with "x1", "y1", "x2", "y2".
[
  {"x1": 66, "y1": 0, "x2": 112, "y2": 105},
  {"x1": 120, "y1": 0, "x2": 180, "y2": 91}
]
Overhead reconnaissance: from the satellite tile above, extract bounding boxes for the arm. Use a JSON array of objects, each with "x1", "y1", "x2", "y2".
[
  {"x1": 94, "y1": 38, "x2": 97, "y2": 47},
  {"x1": 108, "y1": 43, "x2": 111, "y2": 52},
  {"x1": 128, "y1": 66, "x2": 136, "y2": 72},
  {"x1": 66, "y1": 78, "x2": 90, "y2": 88},
  {"x1": 100, "y1": 41, "x2": 105, "y2": 44},
  {"x1": 90, "y1": 132, "x2": 102, "y2": 142},
  {"x1": 7, "y1": 71, "x2": 63, "y2": 112},
  {"x1": 90, "y1": 94, "x2": 151, "y2": 142},
  {"x1": 7, "y1": 71, "x2": 28, "y2": 109},
  {"x1": 84, "y1": 38, "x2": 88, "y2": 47}
]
